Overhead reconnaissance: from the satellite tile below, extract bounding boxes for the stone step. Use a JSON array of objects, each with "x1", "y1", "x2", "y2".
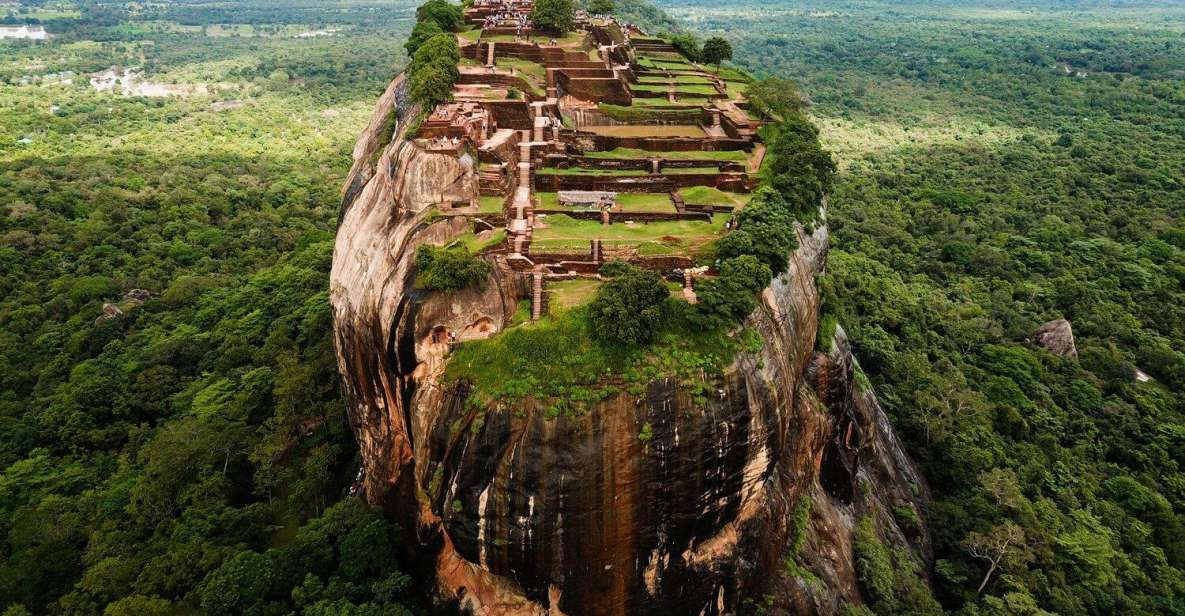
[{"x1": 531, "y1": 271, "x2": 544, "y2": 320}]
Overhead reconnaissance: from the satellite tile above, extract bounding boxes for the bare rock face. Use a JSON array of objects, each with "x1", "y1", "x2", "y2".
[
  {"x1": 331, "y1": 81, "x2": 931, "y2": 616},
  {"x1": 768, "y1": 325, "x2": 933, "y2": 614},
  {"x1": 123, "y1": 288, "x2": 152, "y2": 304},
  {"x1": 1033, "y1": 318, "x2": 1077, "y2": 358},
  {"x1": 95, "y1": 302, "x2": 122, "y2": 325}
]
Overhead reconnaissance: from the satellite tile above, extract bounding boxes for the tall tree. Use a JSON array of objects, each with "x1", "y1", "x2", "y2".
[
  {"x1": 589, "y1": 0, "x2": 614, "y2": 14},
  {"x1": 701, "y1": 36, "x2": 733, "y2": 73},
  {"x1": 531, "y1": 0, "x2": 576, "y2": 35}
]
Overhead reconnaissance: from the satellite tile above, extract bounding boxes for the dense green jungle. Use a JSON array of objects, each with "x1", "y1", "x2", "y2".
[{"x1": 2, "y1": 0, "x2": 1184, "y2": 614}]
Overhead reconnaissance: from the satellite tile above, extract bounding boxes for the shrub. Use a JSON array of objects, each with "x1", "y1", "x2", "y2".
[
  {"x1": 589, "y1": 264, "x2": 668, "y2": 344},
  {"x1": 198, "y1": 551, "x2": 277, "y2": 615},
  {"x1": 715, "y1": 188, "x2": 798, "y2": 274},
  {"x1": 669, "y1": 33, "x2": 701, "y2": 62},
  {"x1": 411, "y1": 63, "x2": 459, "y2": 106},
  {"x1": 415, "y1": 245, "x2": 492, "y2": 292},
  {"x1": 694, "y1": 256, "x2": 771, "y2": 328},
  {"x1": 598, "y1": 259, "x2": 634, "y2": 278},
  {"x1": 745, "y1": 78, "x2": 806, "y2": 120},
  {"x1": 410, "y1": 32, "x2": 460, "y2": 76},
  {"x1": 761, "y1": 115, "x2": 836, "y2": 211}
]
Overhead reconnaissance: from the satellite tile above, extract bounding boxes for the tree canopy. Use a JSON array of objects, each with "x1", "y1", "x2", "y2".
[
  {"x1": 701, "y1": 36, "x2": 733, "y2": 71},
  {"x1": 415, "y1": 245, "x2": 492, "y2": 292},
  {"x1": 589, "y1": 0, "x2": 615, "y2": 15},
  {"x1": 408, "y1": 32, "x2": 460, "y2": 106},
  {"x1": 589, "y1": 263, "x2": 669, "y2": 345},
  {"x1": 531, "y1": 0, "x2": 576, "y2": 35}
]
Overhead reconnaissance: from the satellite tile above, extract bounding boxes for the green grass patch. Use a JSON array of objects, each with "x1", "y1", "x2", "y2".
[
  {"x1": 582, "y1": 125, "x2": 706, "y2": 138},
  {"x1": 615, "y1": 193, "x2": 676, "y2": 212},
  {"x1": 536, "y1": 192, "x2": 673, "y2": 212},
  {"x1": 680, "y1": 186, "x2": 753, "y2": 207},
  {"x1": 537, "y1": 167, "x2": 648, "y2": 176},
  {"x1": 443, "y1": 303, "x2": 757, "y2": 417},
  {"x1": 477, "y1": 195, "x2": 506, "y2": 213},
  {"x1": 548, "y1": 279, "x2": 601, "y2": 312},
  {"x1": 498, "y1": 58, "x2": 547, "y2": 80},
  {"x1": 663, "y1": 167, "x2": 722, "y2": 175},
  {"x1": 535, "y1": 192, "x2": 560, "y2": 208},
  {"x1": 448, "y1": 229, "x2": 506, "y2": 253},
  {"x1": 532, "y1": 213, "x2": 727, "y2": 256},
  {"x1": 537, "y1": 166, "x2": 719, "y2": 177},
  {"x1": 597, "y1": 103, "x2": 702, "y2": 123},
  {"x1": 636, "y1": 76, "x2": 715, "y2": 86},
  {"x1": 632, "y1": 83, "x2": 719, "y2": 95},
  {"x1": 583, "y1": 148, "x2": 749, "y2": 162}
]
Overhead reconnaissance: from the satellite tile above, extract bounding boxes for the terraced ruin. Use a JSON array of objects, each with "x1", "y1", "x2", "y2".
[{"x1": 416, "y1": 0, "x2": 766, "y2": 317}]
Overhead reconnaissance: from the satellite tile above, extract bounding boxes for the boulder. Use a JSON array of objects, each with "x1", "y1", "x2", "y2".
[
  {"x1": 1034, "y1": 318, "x2": 1077, "y2": 358},
  {"x1": 95, "y1": 303, "x2": 122, "y2": 325},
  {"x1": 123, "y1": 288, "x2": 152, "y2": 304}
]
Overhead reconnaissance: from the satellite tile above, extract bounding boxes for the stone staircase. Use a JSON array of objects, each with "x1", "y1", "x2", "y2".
[
  {"x1": 479, "y1": 162, "x2": 508, "y2": 195},
  {"x1": 531, "y1": 270, "x2": 545, "y2": 320}
]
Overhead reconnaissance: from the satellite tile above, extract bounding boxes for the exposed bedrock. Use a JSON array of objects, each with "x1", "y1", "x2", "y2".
[{"x1": 331, "y1": 82, "x2": 931, "y2": 616}]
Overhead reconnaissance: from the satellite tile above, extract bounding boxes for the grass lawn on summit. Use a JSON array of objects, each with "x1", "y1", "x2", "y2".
[
  {"x1": 582, "y1": 147, "x2": 749, "y2": 162},
  {"x1": 582, "y1": 125, "x2": 706, "y2": 138},
  {"x1": 680, "y1": 186, "x2": 753, "y2": 207},
  {"x1": 535, "y1": 192, "x2": 675, "y2": 212},
  {"x1": 531, "y1": 213, "x2": 727, "y2": 255},
  {"x1": 547, "y1": 279, "x2": 602, "y2": 312},
  {"x1": 477, "y1": 195, "x2": 506, "y2": 213}
]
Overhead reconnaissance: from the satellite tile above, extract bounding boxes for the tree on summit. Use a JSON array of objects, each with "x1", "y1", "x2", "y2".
[
  {"x1": 589, "y1": 0, "x2": 615, "y2": 14},
  {"x1": 589, "y1": 264, "x2": 668, "y2": 345},
  {"x1": 532, "y1": 0, "x2": 576, "y2": 35},
  {"x1": 701, "y1": 36, "x2": 733, "y2": 73},
  {"x1": 405, "y1": 18, "x2": 444, "y2": 57},
  {"x1": 416, "y1": 0, "x2": 463, "y2": 32}
]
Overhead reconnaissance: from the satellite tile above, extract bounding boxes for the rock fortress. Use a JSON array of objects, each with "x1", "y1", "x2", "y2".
[{"x1": 330, "y1": 2, "x2": 931, "y2": 614}]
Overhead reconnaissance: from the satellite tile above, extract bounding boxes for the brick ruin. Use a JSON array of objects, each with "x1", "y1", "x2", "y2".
[{"x1": 416, "y1": 0, "x2": 767, "y2": 318}]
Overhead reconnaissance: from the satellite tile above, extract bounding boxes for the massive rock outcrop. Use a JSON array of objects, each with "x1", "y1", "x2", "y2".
[{"x1": 331, "y1": 80, "x2": 930, "y2": 616}]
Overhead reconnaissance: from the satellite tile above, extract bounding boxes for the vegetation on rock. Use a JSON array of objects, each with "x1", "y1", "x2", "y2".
[
  {"x1": 415, "y1": 245, "x2": 492, "y2": 292},
  {"x1": 409, "y1": 32, "x2": 460, "y2": 106},
  {"x1": 589, "y1": 263, "x2": 669, "y2": 344}
]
